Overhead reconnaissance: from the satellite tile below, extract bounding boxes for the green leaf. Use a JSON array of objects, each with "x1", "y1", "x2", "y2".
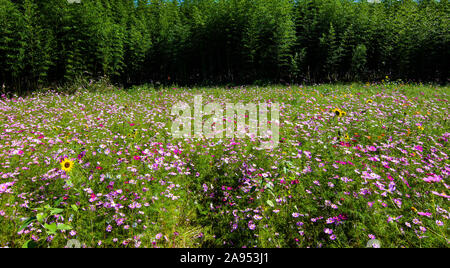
[
  {"x1": 266, "y1": 200, "x2": 274, "y2": 207},
  {"x1": 71, "y1": 205, "x2": 78, "y2": 212},
  {"x1": 36, "y1": 213, "x2": 45, "y2": 223},
  {"x1": 50, "y1": 208, "x2": 64, "y2": 216},
  {"x1": 44, "y1": 223, "x2": 57, "y2": 235},
  {"x1": 19, "y1": 217, "x2": 36, "y2": 232},
  {"x1": 57, "y1": 224, "x2": 73, "y2": 231},
  {"x1": 22, "y1": 240, "x2": 30, "y2": 248},
  {"x1": 22, "y1": 240, "x2": 37, "y2": 248}
]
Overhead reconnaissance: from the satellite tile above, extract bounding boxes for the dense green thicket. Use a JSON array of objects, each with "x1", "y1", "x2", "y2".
[{"x1": 0, "y1": 0, "x2": 448, "y2": 92}]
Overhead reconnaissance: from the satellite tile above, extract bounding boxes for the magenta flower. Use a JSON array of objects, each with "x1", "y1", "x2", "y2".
[{"x1": 417, "y1": 212, "x2": 432, "y2": 218}]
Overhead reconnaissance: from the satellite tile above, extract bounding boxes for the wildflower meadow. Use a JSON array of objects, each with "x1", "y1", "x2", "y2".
[{"x1": 0, "y1": 81, "x2": 448, "y2": 248}]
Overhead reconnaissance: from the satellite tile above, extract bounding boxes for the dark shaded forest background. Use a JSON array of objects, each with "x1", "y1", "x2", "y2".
[{"x1": 0, "y1": 0, "x2": 448, "y2": 93}]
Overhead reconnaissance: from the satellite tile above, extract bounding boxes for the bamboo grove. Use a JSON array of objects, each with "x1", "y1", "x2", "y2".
[{"x1": 0, "y1": 0, "x2": 448, "y2": 93}]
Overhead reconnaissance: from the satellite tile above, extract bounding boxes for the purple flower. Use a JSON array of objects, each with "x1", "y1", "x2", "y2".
[{"x1": 417, "y1": 212, "x2": 432, "y2": 218}]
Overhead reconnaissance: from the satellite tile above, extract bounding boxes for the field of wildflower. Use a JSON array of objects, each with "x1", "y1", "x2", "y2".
[{"x1": 0, "y1": 82, "x2": 448, "y2": 248}]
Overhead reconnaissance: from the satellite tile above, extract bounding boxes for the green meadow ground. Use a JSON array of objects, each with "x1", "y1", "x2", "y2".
[{"x1": 0, "y1": 82, "x2": 448, "y2": 248}]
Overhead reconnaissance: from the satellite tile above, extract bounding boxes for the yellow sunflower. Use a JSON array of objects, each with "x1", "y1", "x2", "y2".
[
  {"x1": 332, "y1": 108, "x2": 343, "y2": 117},
  {"x1": 61, "y1": 158, "x2": 74, "y2": 173}
]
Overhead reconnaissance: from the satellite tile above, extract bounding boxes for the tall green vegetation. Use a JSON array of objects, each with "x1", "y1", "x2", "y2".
[{"x1": 0, "y1": 0, "x2": 448, "y2": 92}]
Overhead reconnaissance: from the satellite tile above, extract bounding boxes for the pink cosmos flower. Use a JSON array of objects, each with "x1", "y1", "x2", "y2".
[
  {"x1": 0, "y1": 182, "x2": 15, "y2": 194},
  {"x1": 417, "y1": 212, "x2": 432, "y2": 218},
  {"x1": 431, "y1": 191, "x2": 450, "y2": 199},
  {"x1": 423, "y1": 175, "x2": 442, "y2": 183}
]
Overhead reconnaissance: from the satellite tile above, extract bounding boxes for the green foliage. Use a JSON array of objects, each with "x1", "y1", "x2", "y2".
[
  {"x1": 22, "y1": 0, "x2": 56, "y2": 88},
  {"x1": 320, "y1": 24, "x2": 344, "y2": 81},
  {"x1": 351, "y1": 44, "x2": 367, "y2": 79},
  {"x1": 0, "y1": 0, "x2": 26, "y2": 92},
  {"x1": 0, "y1": 0, "x2": 448, "y2": 93}
]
